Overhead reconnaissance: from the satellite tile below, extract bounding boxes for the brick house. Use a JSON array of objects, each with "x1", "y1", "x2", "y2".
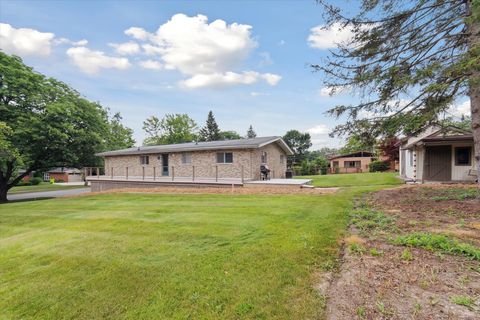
[
  {"x1": 96, "y1": 136, "x2": 293, "y2": 181},
  {"x1": 43, "y1": 167, "x2": 83, "y2": 182},
  {"x1": 328, "y1": 151, "x2": 376, "y2": 173}
]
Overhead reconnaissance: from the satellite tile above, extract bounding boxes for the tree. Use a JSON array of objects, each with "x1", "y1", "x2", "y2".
[
  {"x1": 143, "y1": 114, "x2": 197, "y2": 145},
  {"x1": 340, "y1": 135, "x2": 376, "y2": 155},
  {"x1": 219, "y1": 130, "x2": 242, "y2": 140},
  {"x1": 199, "y1": 111, "x2": 221, "y2": 141},
  {"x1": 105, "y1": 112, "x2": 135, "y2": 150},
  {"x1": 282, "y1": 130, "x2": 312, "y2": 164},
  {"x1": 246, "y1": 125, "x2": 257, "y2": 138},
  {"x1": 314, "y1": 0, "x2": 480, "y2": 183},
  {"x1": 0, "y1": 53, "x2": 110, "y2": 202}
]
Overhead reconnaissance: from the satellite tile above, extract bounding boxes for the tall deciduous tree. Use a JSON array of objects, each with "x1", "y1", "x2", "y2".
[
  {"x1": 0, "y1": 53, "x2": 110, "y2": 201},
  {"x1": 314, "y1": 0, "x2": 480, "y2": 181},
  {"x1": 246, "y1": 125, "x2": 257, "y2": 138},
  {"x1": 283, "y1": 130, "x2": 312, "y2": 164},
  {"x1": 105, "y1": 112, "x2": 135, "y2": 150},
  {"x1": 143, "y1": 114, "x2": 197, "y2": 145},
  {"x1": 199, "y1": 111, "x2": 221, "y2": 141}
]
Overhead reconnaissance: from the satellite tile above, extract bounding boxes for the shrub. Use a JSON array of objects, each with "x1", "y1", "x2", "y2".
[
  {"x1": 369, "y1": 160, "x2": 390, "y2": 172},
  {"x1": 30, "y1": 177, "x2": 42, "y2": 185}
]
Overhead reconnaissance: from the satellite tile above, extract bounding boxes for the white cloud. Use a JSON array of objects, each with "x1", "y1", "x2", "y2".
[
  {"x1": 181, "y1": 71, "x2": 279, "y2": 89},
  {"x1": 278, "y1": 40, "x2": 286, "y2": 46},
  {"x1": 308, "y1": 22, "x2": 355, "y2": 50},
  {"x1": 259, "y1": 51, "x2": 273, "y2": 66},
  {"x1": 250, "y1": 91, "x2": 270, "y2": 97},
  {"x1": 319, "y1": 87, "x2": 332, "y2": 97},
  {"x1": 124, "y1": 13, "x2": 280, "y2": 88},
  {"x1": 66, "y1": 46, "x2": 131, "y2": 74},
  {"x1": 0, "y1": 23, "x2": 55, "y2": 56},
  {"x1": 307, "y1": 124, "x2": 330, "y2": 135},
  {"x1": 138, "y1": 59, "x2": 163, "y2": 70},
  {"x1": 449, "y1": 100, "x2": 470, "y2": 118},
  {"x1": 109, "y1": 41, "x2": 140, "y2": 55},
  {"x1": 55, "y1": 37, "x2": 88, "y2": 46},
  {"x1": 124, "y1": 27, "x2": 150, "y2": 41}
]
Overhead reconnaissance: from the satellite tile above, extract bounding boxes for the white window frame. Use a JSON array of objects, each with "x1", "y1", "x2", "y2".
[
  {"x1": 261, "y1": 151, "x2": 267, "y2": 163},
  {"x1": 181, "y1": 152, "x2": 192, "y2": 164},
  {"x1": 280, "y1": 154, "x2": 285, "y2": 164},
  {"x1": 217, "y1": 152, "x2": 233, "y2": 164}
]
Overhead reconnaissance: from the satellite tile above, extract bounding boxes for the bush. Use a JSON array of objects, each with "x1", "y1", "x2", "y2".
[
  {"x1": 33, "y1": 171, "x2": 43, "y2": 178},
  {"x1": 369, "y1": 160, "x2": 390, "y2": 172},
  {"x1": 30, "y1": 177, "x2": 42, "y2": 185}
]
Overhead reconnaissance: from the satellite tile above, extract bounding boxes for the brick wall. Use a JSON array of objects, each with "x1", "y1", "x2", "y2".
[{"x1": 103, "y1": 144, "x2": 288, "y2": 181}]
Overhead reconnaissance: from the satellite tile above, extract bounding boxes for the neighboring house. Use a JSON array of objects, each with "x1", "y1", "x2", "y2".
[
  {"x1": 398, "y1": 125, "x2": 477, "y2": 183},
  {"x1": 96, "y1": 136, "x2": 293, "y2": 181},
  {"x1": 328, "y1": 151, "x2": 376, "y2": 174},
  {"x1": 44, "y1": 167, "x2": 83, "y2": 182}
]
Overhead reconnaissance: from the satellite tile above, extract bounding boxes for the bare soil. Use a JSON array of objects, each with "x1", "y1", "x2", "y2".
[{"x1": 323, "y1": 185, "x2": 480, "y2": 319}]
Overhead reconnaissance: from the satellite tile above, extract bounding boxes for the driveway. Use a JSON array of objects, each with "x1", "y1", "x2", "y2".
[{"x1": 7, "y1": 187, "x2": 91, "y2": 202}]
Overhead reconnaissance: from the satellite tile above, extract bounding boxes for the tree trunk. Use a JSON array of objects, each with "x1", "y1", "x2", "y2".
[
  {"x1": 0, "y1": 183, "x2": 8, "y2": 203},
  {"x1": 467, "y1": 0, "x2": 480, "y2": 191}
]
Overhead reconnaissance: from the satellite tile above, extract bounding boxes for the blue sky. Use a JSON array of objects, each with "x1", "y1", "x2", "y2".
[{"x1": 0, "y1": 0, "x2": 469, "y2": 148}]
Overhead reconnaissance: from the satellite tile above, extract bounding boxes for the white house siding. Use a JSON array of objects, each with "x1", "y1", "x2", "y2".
[{"x1": 450, "y1": 142, "x2": 476, "y2": 181}]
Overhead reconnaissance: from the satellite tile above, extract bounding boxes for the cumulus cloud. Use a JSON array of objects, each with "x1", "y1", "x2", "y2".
[
  {"x1": 449, "y1": 100, "x2": 470, "y2": 118},
  {"x1": 66, "y1": 47, "x2": 131, "y2": 74},
  {"x1": 55, "y1": 37, "x2": 88, "y2": 46},
  {"x1": 0, "y1": 23, "x2": 55, "y2": 56},
  {"x1": 109, "y1": 41, "x2": 140, "y2": 55},
  {"x1": 181, "y1": 71, "x2": 280, "y2": 89},
  {"x1": 138, "y1": 59, "x2": 163, "y2": 70},
  {"x1": 125, "y1": 14, "x2": 281, "y2": 88},
  {"x1": 308, "y1": 22, "x2": 355, "y2": 50},
  {"x1": 124, "y1": 27, "x2": 150, "y2": 41},
  {"x1": 307, "y1": 124, "x2": 330, "y2": 135}
]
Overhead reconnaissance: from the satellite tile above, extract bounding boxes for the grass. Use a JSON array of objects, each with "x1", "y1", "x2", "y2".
[
  {"x1": 297, "y1": 172, "x2": 401, "y2": 188},
  {"x1": 425, "y1": 188, "x2": 479, "y2": 201},
  {"x1": 349, "y1": 205, "x2": 396, "y2": 236},
  {"x1": 394, "y1": 232, "x2": 480, "y2": 261},
  {"x1": 0, "y1": 183, "x2": 387, "y2": 320},
  {"x1": 450, "y1": 295, "x2": 476, "y2": 309},
  {"x1": 9, "y1": 182, "x2": 85, "y2": 194}
]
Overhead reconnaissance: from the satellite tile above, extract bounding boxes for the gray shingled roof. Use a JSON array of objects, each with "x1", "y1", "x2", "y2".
[{"x1": 96, "y1": 136, "x2": 293, "y2": 157}]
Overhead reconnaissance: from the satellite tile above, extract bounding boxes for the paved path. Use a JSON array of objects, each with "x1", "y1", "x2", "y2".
[{"x1": 7, "y1": 187, "x2": 91, "y2": 202}]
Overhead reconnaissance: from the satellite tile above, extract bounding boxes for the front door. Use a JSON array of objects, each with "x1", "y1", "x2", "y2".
[
  {"x1": 424, "y1": 146, "x2": 451, "y2": 181},
  {"x1": 400, "y1": 149, "x2": 406, "y2": 176},
  {"x1": 161, "y1": 154, "x2": 169, "y2": 176}
]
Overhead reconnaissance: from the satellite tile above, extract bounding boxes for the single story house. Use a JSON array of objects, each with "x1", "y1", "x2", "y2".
[
  {"x1": 328, "y1": 151, "x2": 376, "y2": 174},
  {"x1": 96, "y1": 136, "x2": 293, "y2": 181},
  {"x1": 44, "y1": 167, "x2": 83, "y2": 182},
  {"x1": 399, "y1": 125, "x2": 477, "y2": 183}
]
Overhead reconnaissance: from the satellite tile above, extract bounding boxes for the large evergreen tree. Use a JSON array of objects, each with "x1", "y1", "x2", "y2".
[
  {"x1": 314, "y1": 0, "x2": 480, "y2": 180},
  {"x1": 246, "y1": 125, "x2": 257, "y2": 138},
  {"x1": 199, "y1": 111, "x2": 221, "y2": 141},
  {"x1": 0, "y1": 53, "x2": 114, "y2": 201}
]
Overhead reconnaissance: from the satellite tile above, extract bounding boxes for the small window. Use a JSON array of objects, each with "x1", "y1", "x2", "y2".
[
  {"x1": 280, "y1": 154, "x2": 285, "y2": 164},
  {"x1": 181, "y1": 152, "x2": 192, "y2": 164},
  {"x1": 217, "y1": 152, "x2": 233, "y2": 163},
  {"x1": 332, "y1": 161, "x2": 339, "y2": 168},
  {"x1": 455, "y1": 147, "x2": 472, "y2": 166},
  {"x1": 140, "y1": 155, "x2": 149, "y2": 165},
  {"x1": 261, "y1": 151, "x2": 267, "y2": 163},
  {"x1": 344, "y1": 161, "x2": 361, "y2": 168},
  {"x1": 409, "y1": 150, "x2": 414, "y2": 166}
]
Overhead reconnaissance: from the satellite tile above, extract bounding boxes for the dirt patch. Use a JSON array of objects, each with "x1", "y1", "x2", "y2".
[
  {"x1": 323, "y1": 185, "x2": 480, "y2": 319},
  {"x1": 84, "y1": 185, "x2": 339, "y2": 196}
]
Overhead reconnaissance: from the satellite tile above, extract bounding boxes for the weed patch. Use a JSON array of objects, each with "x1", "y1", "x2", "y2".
[
  {"x1": 350, "y1": 206, "x2": 396, "y2": 235},
  {"x1": 450, "y1": 295, "x2": 476, "y2": 310},
  {"x1": 394, "y1": 232, "x2": 480, "y2": 261}
]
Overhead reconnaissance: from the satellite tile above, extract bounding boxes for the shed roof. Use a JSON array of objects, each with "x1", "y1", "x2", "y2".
[
  {"x1": 96, "y1": 136, "x2": 294, "y2": 157},
  {"x1": 329, "y1": 151, "x2": 375, "y2": 160}
]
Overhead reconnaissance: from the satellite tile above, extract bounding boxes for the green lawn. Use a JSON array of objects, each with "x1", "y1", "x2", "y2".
[
  {"x1": 297, "y1": 172, "x2": 402, "y2": 187},
  {"x1": 0, "y1": 177, "x2": 390, "y2": 319},
  {"x1": 9, "y1": 182, "x2": 86, "y2": 194}
]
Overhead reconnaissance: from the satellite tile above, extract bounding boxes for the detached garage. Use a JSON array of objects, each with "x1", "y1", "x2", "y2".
[{"x1": 43, "y1": 167, "x2": 83, "y2": 183}]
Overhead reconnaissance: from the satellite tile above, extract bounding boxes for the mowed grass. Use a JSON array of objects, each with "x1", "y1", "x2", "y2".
[
  {"x1": 0, "y1": 188, "x2": 375, "y2": 320},
  {"x1": 298, "y1": 172, "x2": 401, "y2": 187},
  {"x1": 9, "y1": 183, "x2": 85, "y2": 194}
]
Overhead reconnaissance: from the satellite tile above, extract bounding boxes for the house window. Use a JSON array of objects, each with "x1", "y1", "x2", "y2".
[
  {"x1": 261, "y1": 151, "x2": 267, "y2": 163},
  {"x1": 181, "y1": 152, "x2": 192, "y2": 164},
  {"x1": 43, "y1": 173, "x2": 50, "y2": 181},
  {"x1": 280, "y1": 154, "x2": 285, "y2": 164},
  {"x1": 217, "y1": 152, "x2": 233, "y2": 163},
  {"x1": 140, "y1": 155, "x2": 149, "y2": 165},
  {"x1": 332, "y1": 161, "x2": 339, "y2": 167},
  {"x1": 344, "y1": 161, "x2": 361, "y2": 168},
  {"x1": 455, "y1": 147, "x2": 472, "y2": 166}
]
